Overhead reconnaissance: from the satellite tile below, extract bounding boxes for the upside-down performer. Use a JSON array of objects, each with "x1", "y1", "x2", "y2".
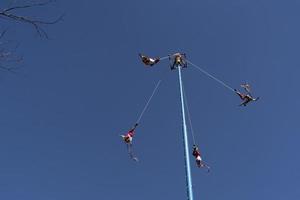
[
  {"x1": 192, "y1": 145, "x2": 210, "y2": 172},
  {"x1": 139, "y1": 53, "x2": 160, "y2": 66},
  {"x1": 120, "y1": 123, "x2": 139, "y2": 162},
  {"x1": 234, "y1": 83, "x2": 259, "y2": 106}
]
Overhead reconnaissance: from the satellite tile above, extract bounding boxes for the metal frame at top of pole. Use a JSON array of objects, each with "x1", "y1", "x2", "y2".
[{"x1": 178, "y1": 65, "x2": 194, "y2": 200}]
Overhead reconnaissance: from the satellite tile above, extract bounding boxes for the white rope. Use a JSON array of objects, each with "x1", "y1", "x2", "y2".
[
  {"x1": 186, "y1": 59, "x2": 235, "y2": 92},
  {"x1": 159, "y1": 56, "x2": 169, "y2": 60},
  {"x1": 136, "y1": 79, "x2": 162, "y2": 124},
  {"x1": 182, "y1": 83, "x2": 196, "y2": 145}
]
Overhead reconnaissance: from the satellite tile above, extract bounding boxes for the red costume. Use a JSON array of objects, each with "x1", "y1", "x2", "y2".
[
  {"x1": 192, "y1": 146, "x2": 204, "y2": 168},
  {"x1": 127, "y1": 129, "x2": 135, "y2": 138},
  {"x1": 192, "y1": 146, "x2": 210, "y2": 172},
  {"x1": 193, "y1": 150, "x2": 200, "y2": 158},
  {"x1": 122, "y1": 123, "x2": 138, "y2": 144}
]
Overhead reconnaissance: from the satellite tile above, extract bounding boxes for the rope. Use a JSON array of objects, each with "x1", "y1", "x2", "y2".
[
  {"x1": 159, "y1": 56, "x2": 169, "y2": 60},
  {"x1": 136, "y1": 79, "x2": 162, "y2": 124},
  {"x1": 186, "y1": 59, "x2": 235, "y2": 92},
  {"x1": 182, "y1": 82, "x2": 196, "y2": 145}
]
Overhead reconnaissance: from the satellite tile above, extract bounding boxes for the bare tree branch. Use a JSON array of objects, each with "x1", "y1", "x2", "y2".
[
  {"x1": 0, "y1": 30, "x2": 23, "y2": 73},
  {"x1": 0, "y1": 0, "x2": 63, "y2": 73},
  {"x1": 0, "y1": 29, "x2": 7, "y2": 39},
  {"x1": 0, "y1": 0, "x2": 64, "y2": 38},
  {"x1": 3, "y1": 0, "x2": 54, "y2": 12}
]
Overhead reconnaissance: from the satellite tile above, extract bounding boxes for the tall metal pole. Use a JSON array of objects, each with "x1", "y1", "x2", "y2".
[{"x1": 178, "y1": 65, "x2": 194, "y2": 200}]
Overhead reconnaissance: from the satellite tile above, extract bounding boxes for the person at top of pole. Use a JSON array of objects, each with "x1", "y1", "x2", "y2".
[
  {"x1": 192, "y1": 145, "x2": 210, "y2": 172},
  {"x1": 139, "y1": 53, "x2": 160, "y2": 66},
  {"x1": 234, "y1": 83, "x2": 259, "y2": 106},
  {"x1": 121, "y1": 123, "x2": 138, "y2": 144},
  {"x1": 170, "y1": 53, "x2": 187, "y2": 70}
]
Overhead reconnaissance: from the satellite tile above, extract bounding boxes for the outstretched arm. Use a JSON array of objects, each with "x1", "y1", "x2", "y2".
[{"x1": 129, "y1": 123, "x2": 138, "y2": 132}]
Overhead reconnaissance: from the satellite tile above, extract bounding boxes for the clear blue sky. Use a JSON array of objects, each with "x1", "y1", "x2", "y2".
[{"x1": 0, "y1": 0, "x2": 299, "y2": 199}]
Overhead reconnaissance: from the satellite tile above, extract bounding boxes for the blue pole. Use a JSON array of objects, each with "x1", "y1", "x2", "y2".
[{"x1": 178, "y1": 65, "x2": 194, "y2": 200}]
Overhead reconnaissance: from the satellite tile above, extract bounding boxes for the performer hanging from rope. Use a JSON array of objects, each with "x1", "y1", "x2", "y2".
[
  {"x1": 192, "y1": 145, "x2": 210, "y2": 172},
  {"x1": 120, "y1": 75, "x2": 163, "y2": 162},
  {"x1": 170, "y1": 53, "x2": 187, "y2": 70},
  {"x1": 234, "y1": 83, "x2": 259, "y2": 106},
  {"x1": 121, "y1": 123, "x2": 138, "y2": 143},
  {"x1": 139, "y1": 53, "x2": 160, "y2": 66},
  {"x1": 120, "y1": 123, "x2": 139, "y2": 161}
]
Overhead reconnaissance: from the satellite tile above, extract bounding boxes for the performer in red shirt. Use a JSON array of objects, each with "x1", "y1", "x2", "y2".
[{"x1": 192, "y1": 145, "x2": 210, "y2": 172}]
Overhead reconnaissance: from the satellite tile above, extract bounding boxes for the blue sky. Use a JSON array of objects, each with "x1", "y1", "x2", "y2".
[{"x1": 0, "y1": 0, "x2": 299, "y2": 199}]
